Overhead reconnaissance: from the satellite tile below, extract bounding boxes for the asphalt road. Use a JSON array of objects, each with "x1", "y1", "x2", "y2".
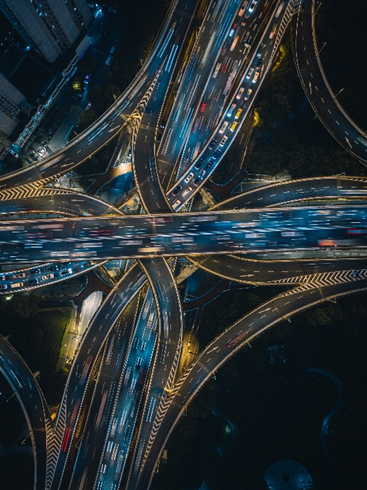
[
  {"x1": 1, "y1": 206, "x2": 367, "y2": 263},
  {"x1": 293, "y1": 0, "x2": 367, "y2": 165},
  {"x1": 137, "y1": 275, "x2": 367, "y2": 488}
]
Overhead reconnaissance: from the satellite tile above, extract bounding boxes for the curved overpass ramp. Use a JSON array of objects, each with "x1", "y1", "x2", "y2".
[
  {"x1": 0, "y1": 336, "x2": 53, "y2": 490},
  {"x1": 293, "y1": 0, "x2": 367, "y2": 165},
  {"x1": 137, "y1": 274, "x2": 367, "y2": 489}
]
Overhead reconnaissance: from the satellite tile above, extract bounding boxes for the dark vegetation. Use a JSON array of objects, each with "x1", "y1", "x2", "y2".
[
  {"x1": 315, "y1": 0, "x2": 367, "y2": 130},
  {"x1": 153, "y1": 288, "x2": 367, "y2": 490},
  {"x1": 245, "y1": 39, "x2": 364, "y2": 178},
  {"x1": 77, "y1": 0, "x2": 170, "y2": 133},
  {"x1": 0, "y1": 294, "x2": 71, "y2": 409}
]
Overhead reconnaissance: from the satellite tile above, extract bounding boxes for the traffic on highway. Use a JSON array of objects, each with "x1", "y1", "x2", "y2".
[{"x1": 1, "y1": 1, "x2": 367, "y2": 490}]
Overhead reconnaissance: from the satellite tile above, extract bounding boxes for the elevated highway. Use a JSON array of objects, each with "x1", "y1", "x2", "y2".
[
  {"x1": 136, "y1": 273, "x2": 367, "y2": 488},
  {"x1": 0, "y1": 336, "x2": 53, "y2": 490},
  {"x1": 1, "y1": 206, "x2": 367, "y2": 264},
  {"x1": 0, "y1": 0, "x2": 200, "y2": 196},
  {"x1": 293, "y1": 0, "x2": 367, "y2": 165}
]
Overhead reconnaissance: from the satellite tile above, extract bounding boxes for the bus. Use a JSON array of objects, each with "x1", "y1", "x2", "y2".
[{"x1": 230, "y1": 35, "x2": 239, "y2": 52}]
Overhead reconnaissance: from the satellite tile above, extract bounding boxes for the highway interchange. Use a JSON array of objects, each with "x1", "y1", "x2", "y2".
[{"x1": 1, "y1": 1, "x2": 367, "y2": 489}]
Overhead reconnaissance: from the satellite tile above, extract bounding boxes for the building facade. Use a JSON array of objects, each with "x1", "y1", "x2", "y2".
[
  {"x1": 0, "y1": 73, "x2": 31, "y2": 158},
  {"x1": 0, "y1": 0, "x2": 92, "y2": 63}
]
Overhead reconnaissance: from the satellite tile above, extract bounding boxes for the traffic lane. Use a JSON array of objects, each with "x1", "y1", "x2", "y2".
[
  {"x1": 159, "y1": 0, "x2": 243, "y2": 184},
  {"x1": 98, "y1": 288, "x2": 158, "y2": 488},
  {"x1": 166, "y1": 0, "x2": 290, "y2": 208},
  {"x1": 2, "y1": 206, "x2": 367, "y2": 262},
  {"x1": 132, "y1": 0, "x2": 202, "y2": 215},
  {"x1": 0, "y1": 187, "x2": 120, "y2": 293},
  {"x1": 139, "y1": 276, "x2": 367, "y2": 488},
  {"x1": 0, "y1": 192, "x2": 123, "y2": 217},
  {"x1": 167, "y1": 0, "x2": 271, "y2": 184},
  {"x1": 133, "y1": 77, "x2": 172, "y2": 213},
  {"x1": 0, "y1": 336, "x2": 50, "y2": 490},
  {"x1": 294, "y1": 0, "x2": 367, "y2": 164},
  {"x1": 213, "y1": 176, "x2": 367, "y2": 210},
  {"x1": 51, "y1": 264, "x2": 146, "y2": 487},
  {"x1": 70, "y1": 300, "x2": 137, "y2": 490},
  {"x1": 189, "y1": 255, "x2": 367, "y2": 284},
  {"x1": 127, "y1": 258, "x2": 183, "y2": 489},
  {"x1": 0, "y1": 0, "x2": 199, "y2": 192}
]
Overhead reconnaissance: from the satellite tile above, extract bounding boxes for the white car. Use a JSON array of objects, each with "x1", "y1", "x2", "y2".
[
  {"x1": 220, "y1": 135, "x2": 228, "y2": 147},
  {"x1": 219, "y1": 121, "x2": 229, "y2": 134},
  {"x1": 248, "y1": 0, "x2": 258, "y2": 13}
]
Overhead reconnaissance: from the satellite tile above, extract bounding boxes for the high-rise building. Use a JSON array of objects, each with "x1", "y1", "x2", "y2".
[
  {"x1": 0, "y1": 73, "x2": 31, "y2": 159},
  {"x1": 0, "y1": 0, "x2": 92, "y2": 63}
]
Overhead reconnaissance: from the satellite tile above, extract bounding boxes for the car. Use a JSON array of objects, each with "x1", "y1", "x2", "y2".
[
  {"x1": 172, "y1": 185, "x2": 182, "y2": 196},
  {"x1": 11, "y1": 282, "x2": 23, "y2": 289},
  {"x1": 193, "y1": 177, "x2": 201, "y2": 186},
  {"x1": 246, "y1": 68, "x2": 254, "y2": 79},
  {"x1": 199, "y1": 100, "x2": 207, "y2": 112},
  {"x1": 208, "y1": 139, "x2": 217, "y2": 150},
  {"x1": 236, "y1": 87, "x2": 245, "y2": 99},
  {"x1": 219, "y1": 121, "x2": 229, "y2": 134},
  {"x1": 235, "y1": 108, "x2": 243, "y2": 119},
  {"x1": 50, "y1": 265, "x2": 59, "y2": 272},
  {"x1": 269, "y1": 26, "x2": 277, "y2": 39},
  {"x1": 60, "y1": 268, "x2": 72, "y2": 276},
  {"x1": 252, "y1": 71, "x2": 260, "y2": 83},
  {"x1": 0, "y1": 284, "x2": 8, "y2": 290},
  {"x1": 13, "y1": 272, "x2": 26, "y2": 279},
  {"x1": 31, "y1": 268, "x2": 41, "y2": 275},
  {"x1": 206, "y1": 161, "x2": 213, "y2": 170},
  {"x1": 220, "y1": 135, "x2": 228, "y2": 146},
  {"x1": 229, "y1": 22, "x2": 238, "y2": 37},
  {"x1": 195, "y1": 158, "x2": 205, "y2": 169},
  {"x1": 172, "y1": 200, "x2": 181, "y2": 209},
  {"x1": 227, "y1": 103, "x2": 236, "y2": 117},
  {"x1": 248, "y1": 0, "x2": 258, "y2": 13},
  {"x1": 230, "y1": 121, "x2": 238, "y2": 132},
  {"x1": 245, "y1": 88, "x2": 252, "y2": 101},
  {"x1": 28, "y1": 279, "x2": 39, "y2": 286},
  {"x1": 184, "y1": 172, "x2": 194, "y2": 184},
  {"x1": 42, "y1": 273, "x2": 54, "y2": 280},
  {"x1": 238, "y1": 3, "x2": 246, "y2": 16},
  {"x1": 182, "y1": 187, "x2": 192, "y2": 198}
]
